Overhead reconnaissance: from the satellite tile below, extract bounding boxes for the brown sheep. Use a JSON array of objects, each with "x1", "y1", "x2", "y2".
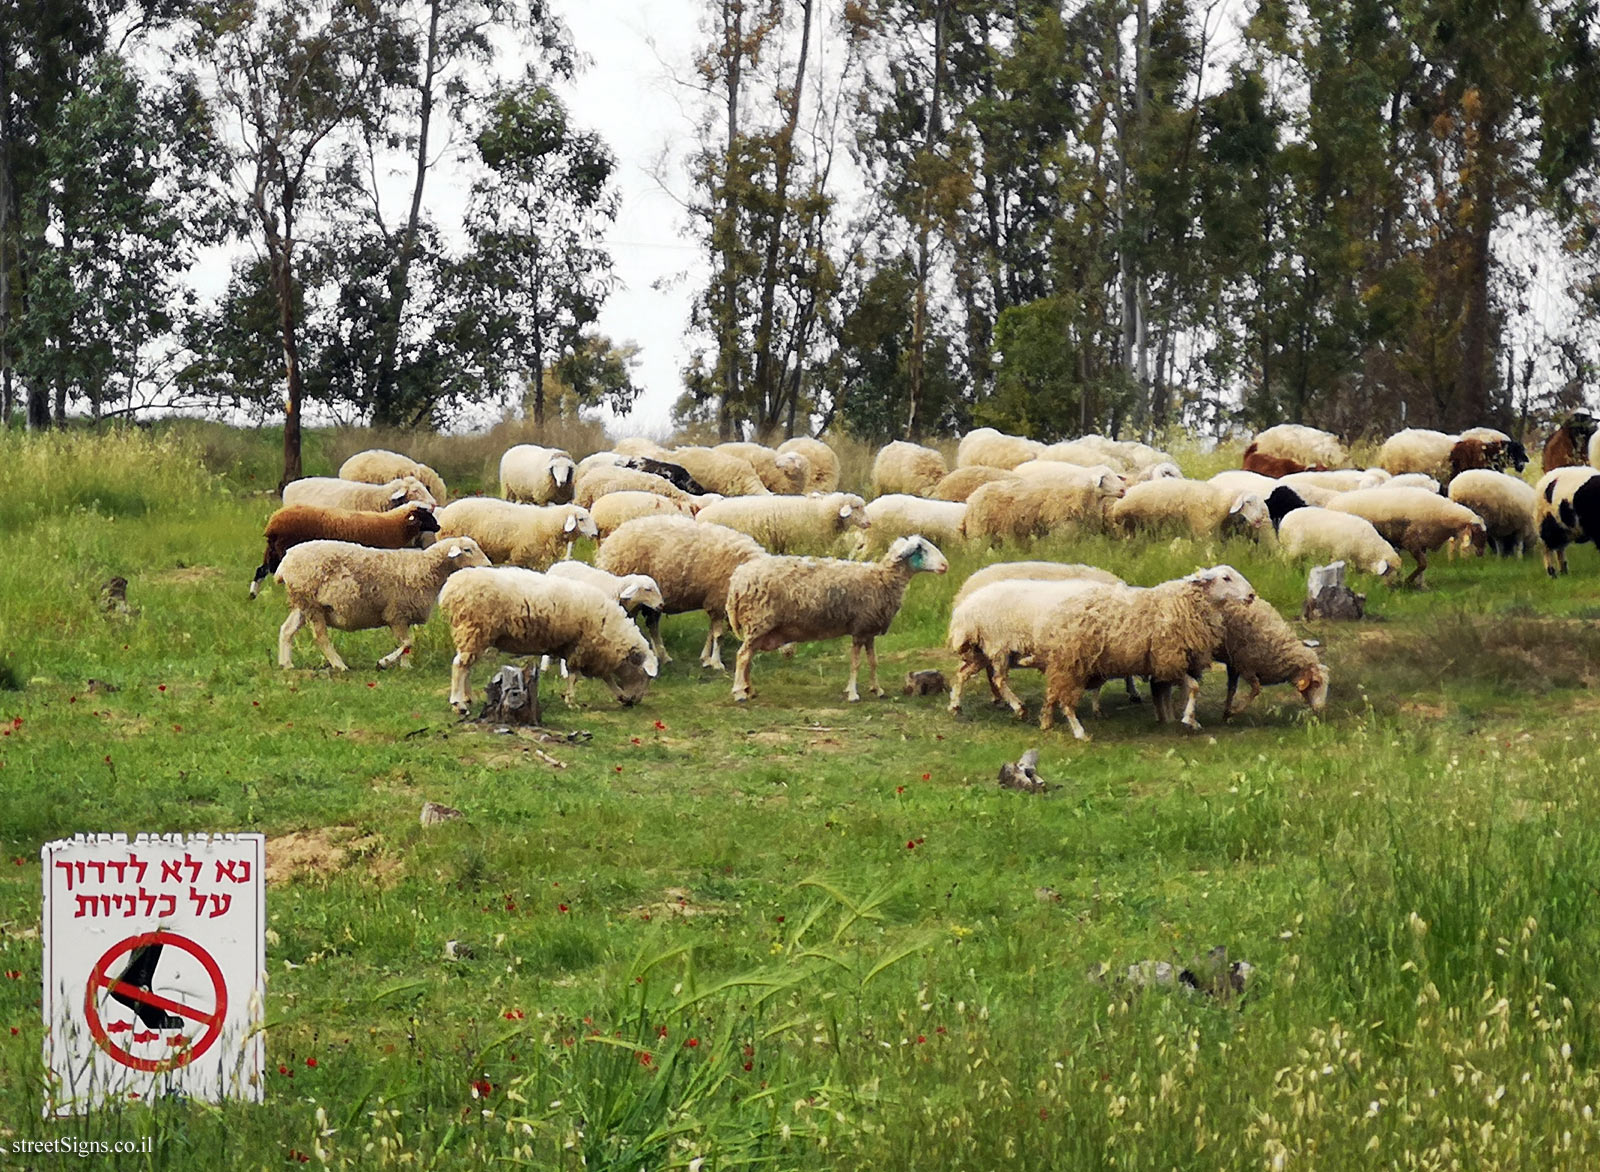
[
  {"x1": 1449, "y1": 437, "x2": 1529, "y2": 482},
  {"x1": 251, "y1": 503, "x2": 438, "y2": 599},
  {"x1": 1542, "y1": 414, "x2": 1597, "y2": 474},
  {"x1": 1241, "y1": 443, "x2": 1325, "y2": 478}
]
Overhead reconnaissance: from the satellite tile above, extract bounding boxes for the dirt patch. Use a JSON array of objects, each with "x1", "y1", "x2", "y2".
[
  {"x1": 631, "y1": 886, "x2": 733, "y2": 921},
  {"x1": 1400, "y1": 702, "x2": 1449, "y2": 719},
  {"x1": 267, "y1": 827, "x2": 384, "y2": 886}
]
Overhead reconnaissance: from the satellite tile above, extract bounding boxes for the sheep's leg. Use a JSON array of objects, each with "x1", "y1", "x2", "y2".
[
  {"x1": 1124, "y1": 677, "x2": 1141, "y2": 705},
  {"x1": 732, "y1": 640, "x2": 756, "y2": 701},
  {"x1": 989, "y1": 663, "x2": 1026, "y2": 718},
  {"x1": 1149, "y1": 681, "x2": 1173, "y2": 723},
  {"x1": 780, "y1": 642, "x2": 798, "y2": 659},
  {"x1": 377, "y1": 622, "x2": 412, "y2": 670},
  {"x1": 1178, "y1": 674, "x2": 1204, "y2": 731},
  {"x1": 1040, "y1": 671, "x2": 1089, "y2": 740},
  {"x1": 449, "y1": 650, "x2": 478, "y2": 714},
  {"x1": 562, "y1": 664, "x2": 579, "y2": 705},
  {"x1": 702, "y1": 616, "x2": 728, "y2": 670},
  {"x1": 1222, "y1": 668, "x2": 1240, "y2": 718},
  {"x1": 865, "y1": 639, "x2": 883, "y2": 697},
  {"x1": 844, "y1": 640, "x2": 863, "y2": 702},
  {"x1": 308, "y1": 610, "x2": 348, "y2": 671},
  {"x1": 277, "y1": 609, "x2": 305, "y2": 669},
  {"x1": 949, "y1": 654, "x2": 986, "y2": 714},
  {"x1": 644, "y1": 610, "x2": 671, "y2": 665},
  {"x1": 1405, "y1": 548, "x2": 1428, "y2": 589}
]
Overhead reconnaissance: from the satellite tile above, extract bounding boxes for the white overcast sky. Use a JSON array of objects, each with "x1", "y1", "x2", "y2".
[{"x1": 549, "y1": 0, "x2": 708, "y2": 434}]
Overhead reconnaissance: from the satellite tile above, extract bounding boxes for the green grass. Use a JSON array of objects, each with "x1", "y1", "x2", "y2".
[{"x1": 5, "y1": 425, "x2": 1600, "y2": 1168}]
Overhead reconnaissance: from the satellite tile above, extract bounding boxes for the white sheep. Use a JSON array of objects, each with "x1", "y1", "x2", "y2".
[
  {"x1": 1276, "y1": 508, "x2": 1400, "y2": 582},
  {"x1": 594, "y1": 515, "x2": 766, "y2": 668},
  {"x1": 872, "y1": 441, "x2": 949, "y2": 497},
  {"x1": 543, "y1": 561, "x2": 667, "y2": 701},
  {"x1": 861, "y1": 494, "x2": 966, "y2": 555},
  {"x1": 1281, "y1": 469, "x2": 1386, "y2": 494},
  {"x1": 612, "y1": 436, "x2": 670, "y2": 459},
  {"x1": 668, "y1": 447, "x2": 770, "y2": 496},
  {"x1": 1326, "y1": 486, "x2": 1485, "y2": 586},
  {"x1": 956, "y1": 427, "x2": 1044, "y2": 470},
  {"x1": 1108, "y1": 479, "x2": 1269, "y2": 539},
  {"x1": 1208, "y1": 470, "x2": 1278, "y2": 499},
  {"x1": 436, "y1": 498, "x2": 598, "y2": 569},
  {"x1": 575, "y1": 465, "x2": 694, "y2": 509},
  {"x1": 588, "y1": 490, "x2": 698, "y2": 537},
  {"x1": 439, "y1": 567, "x2": 659, "y2": 712},
  {"x1": 1447, "y1": 469, "x2": 1537, "y2": 557},
  {"x1": 500, "y1": 444, "x2": 578, "y2": 505},
  {"x1": 282, "y1": 475, "x2": 437, "y2": 512},
  {"x1": 726, "y1": 535, "x2": 949, "y2": 702},
  {"x1": 1377, "y1": 428, "x2": 1457, "y2": 480},
  {"x1": 962, "y1": 472, "x2": 1123, "y2": 543},
  {"x1": 1037, "y1": 566, "x2": 1256, "y2": 738},
  {"x1": 1249, "y1": 424, "x2": 1348, "y2": 468},
  {"x1": 1214, "y1": 597, "x2": 1330, "y2": 718},
  {"x1": 716, "y1": 442, "x2": 811, "y2": 494},
  {"x1": 776, "y1": 436, "x2": 841, "y2": 493},
  {"x1": 694, "y1": 492, "x2": 869, "y2": 555},
  {"x1": 275, "y1": 537, "x2": 489, "y2": 670},
  {"x1": 931, "y1": 465, "x2": 1020, "y2": 502},
  {"x1": 1012, "y1": 459, "x2": 1127, "y2": 489},
  {"x1": 338, "y1": 450, "x2": 448, "y2": 504},
  {"x1": 950, "y1": 560, "x2": 1124, "y2": 609},
  {"x1": 1384, "y1": 472, "x2": 1443, "y2": 494}
]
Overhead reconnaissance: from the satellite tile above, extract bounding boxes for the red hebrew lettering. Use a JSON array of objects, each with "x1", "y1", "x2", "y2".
[
  {"x1": 87, "y1": 860, "x2": 106, "y2": 883},
  {"x1": 108, "y1": 860, "x2": 127, "y2": 882},
  {"x1": 188, "y1": 887, "x2": 208, "y2": 916},
  {"x1": 139, "y1": 889, "x2": 158, "y2": 916},
  {"x1": 160, "y1": 859, "x2": 184, "y2": 883},
  {"x1": 183, "y1": 854, "x2": 202, "y2": 882},
  {"x1": 208, "y1": 893, "x2": 231, "y2": 918},
  {"x1": 128, "y1": 853, "x2": 147, "y2": 883},
  {"x1": 55, "y1": 860, "x2": 77, "y2": 891},
  {"x1": 99, "y1": 894, "x2": 112, "y2": 916},
  {"x1": 157, "y1": 893, "x2": 175, "y2": 917},
  {"x1": 215, "y1": 859, "x2": 251, "y2": 883},
  {"x1": 75, "y1": 895, "x2": 98, "y2": 918}
]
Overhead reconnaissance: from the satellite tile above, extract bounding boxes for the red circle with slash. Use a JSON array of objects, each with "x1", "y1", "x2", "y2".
[{"x1": 83, "y1": 930, "x2": 227, "y2": 1073}]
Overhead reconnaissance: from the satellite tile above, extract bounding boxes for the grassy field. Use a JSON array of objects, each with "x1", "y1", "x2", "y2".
[{"x1": 5, "y1": 424, "x2": 1600, "y2": 1169}]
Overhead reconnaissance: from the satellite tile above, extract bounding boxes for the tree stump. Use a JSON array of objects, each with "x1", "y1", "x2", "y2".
[
  {"x1": 1301, "y1": 561, "x2": 1366, "y2": 621},
  {"x1": 478, "y1": 663, "x2": 542, "y2": 726}
]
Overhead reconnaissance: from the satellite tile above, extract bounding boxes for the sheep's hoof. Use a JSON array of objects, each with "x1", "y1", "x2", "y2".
[
  {"x1": 451, "y1": 701, "x2": 470, "y2": 716},
  {"x1": 701, "y1": 659, "x2": 725, "y2": 671},
  {"x1": 732, "y1": 690, "x2": 752, "y2": 703},
  {"x1": 844, "y1": 691, "x2": 860, "y2": 703},
  {"x1": 871, "y1": 687, "x2": 885, "y2": 698},
  {"x1": 1182, "y1": 719, "x2": 1204, "y2": 733},
  {"x1": 948, "y1": 704, "x2": 963, "y2": 716}
]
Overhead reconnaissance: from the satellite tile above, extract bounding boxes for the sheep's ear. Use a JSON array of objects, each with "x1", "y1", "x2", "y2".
[
  {"x1": 1302, "y1": 639, "x2": 1321, "y2": 649},
  {"x1": 1227, "y1": 495, "x2": 1244, "y2": 514},
  {"x1": 389, "y1": 490, "x2": 408, "y2": 506},
  {"x1": 839, "y1": 503, "x2": 853, "y2": 519},
  {"x1": 447, "y1": 545, "x2": 466, "y2": 559},
  {"x1": 620, "y1": 583, "x2": 640, "y2": 602},
  {"x1": 564, "y1": 514, "x2": 578, "y2": 533}
]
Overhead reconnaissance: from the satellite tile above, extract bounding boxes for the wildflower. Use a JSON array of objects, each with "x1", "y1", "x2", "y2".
[
  {"x1": 69, "y1": 696, "x2": 76, "y2": 704},
  {"x1": 917, "y1": 1035, "x2": 926, "y2": 1044},
  {"x1": 654, "y1": 720, "x2": 666, "y2": 730},
  {"x1": 1039, "y1": 1108, "x2": 1049, "y2": 1120},
  {"x1": 896, "y1": 786, "x2": 904, "y2": 795},
  {"x1": 278, "y1": 1065, "x2": 291, "y2": 1076},
  {"x1": 615, "y1": 766, "x2": 623, "y2": 773},
  {"x1": 907, "y1": 840, "x2": 917, "y2": 850},
  {"x1": 305, "y1": 1056, "x2": 317, "y2": 1068},
  {"x1": 157, "y1": 685, "x2": 166, "y2": 693},
  {"x1": 562, "y1": 1037, "x2": 575, "y2": 1047},
  {"x1": 367, "y1": 682, "x2": 376, "y2": 689},
  {"x1": 637, "y1": 1051, "x2": 653, "y2": 1066},
  {"x1": 3, "y1": 971, "x2": 19, "y2": 980},
  {"x1": 252, "y1": 701, "x2": 260, "y2": 707},
  {"x1": 776, "y1": 916, "x2": 785, "y2": 923},
  {"x1": 503, "y1": 1010, "x2": 525, "y2": 1020},
  {"x1": 743, "y1": 1061, "x2": 753, "y2": 1071},
  {"x1": 685, "y1": 1037, "x2": 700, "y2": 1048},
  {"x1": 631, "y1": 737, "x2": 641, "y2": 745},
  {"x1": 657, "y1": 1025, "x2": 669, "y2": 1038},
  {"x1": 9, "y1": 1027, "x2": 17, "y2": 1035},
  {"x1": 172, "y1": 725, "x2": 182, "y2": 733},
  {"x1": 921, "y1": 773, "x2": 930, "y2": 781},
  {"x1": 470, "y1": 1079, "x2": 493, "y2": 1098}
]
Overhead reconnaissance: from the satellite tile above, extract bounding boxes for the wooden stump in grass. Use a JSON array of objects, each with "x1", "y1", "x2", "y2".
[
  {"x1": 1302, "y1": 561, "x2": 1366, "y2": 621},
  {"x1": 478, "y1": 663, "x2": 542, "y2": 726}
]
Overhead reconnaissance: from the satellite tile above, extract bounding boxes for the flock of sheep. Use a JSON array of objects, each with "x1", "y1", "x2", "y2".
[{"x1": 245, "y1": 413, "x2": 1600, "y2": 740}]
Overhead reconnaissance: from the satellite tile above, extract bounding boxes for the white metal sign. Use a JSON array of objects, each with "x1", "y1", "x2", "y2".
[{"x1": 41, "y1": 833, "x2": 265, "y2": 1114}]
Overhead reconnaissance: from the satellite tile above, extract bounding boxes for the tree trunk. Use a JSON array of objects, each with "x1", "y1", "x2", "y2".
[
  {"x1": 371, "y1": 0, "x2": 442, "y2": 428},
  {"x1": 273, "y1": 195, "x2": 304, "y2": 490},
  {"x1": 1456, "y1": 106, "x2": 1496, "y2": 430},
  {"x1": 0, "y1": 24, "x2": 11, "y2": 428},
  {"x1": 906, "y1": 0, "x2": 946, "y2": 441},
  {"x1": 714, "y1": 0, "x2": 744, "y2": 442},
  {"x1": 751, "y1": 0, "x2": 813, "y2": 433}
]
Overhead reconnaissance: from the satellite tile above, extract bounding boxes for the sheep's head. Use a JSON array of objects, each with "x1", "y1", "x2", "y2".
[
  {"x1": 390, "y1": 475, "x2": 437, "y2": 508},
  {"x1": 1188, "y1": 564, "x2": 1255, "y2": 605},
  {"x1": 606, "y1": 646, "x2": 659, "y2": 706},
  {"x1": 441, "y1": 538, "x2": 491, "y2": 569},
  {"x1": 1459, "y1": 521, "x2": 1488, "y2": 555},
  {"x1": 551, "y1": 456, "x2": 576, "y2": 488},
  {"x1": 1295, "y1": 662, "x2": 1331, "y2": 714},
  {"x1": 1371, "y1": 557, "x2": 1400, "y2": 585},
  {"x1": 618, "y1": 575, "x2": 665, "y2": 614},
  {"x1": 887, "y1": 535, "x2": 948, "y2": 575},
  {"x1": 1142, "y1": 461, "x2": 1182, "y2": 482},
  {"x1": 1568, "y1": 413, "x2": 1598, "y2": 444},
  {"x1": 1226, "y1": 492, "x2": 1270, "y2": 532},
  {"x1": 563, "y1": 508, "x2": 600, "y2": 540},
  {"x1": 831, "y1": 494, "x2": 871, "y2": 532},
  {"x1": 405, "y1": 504, "x2": 441, "y2": 535}
]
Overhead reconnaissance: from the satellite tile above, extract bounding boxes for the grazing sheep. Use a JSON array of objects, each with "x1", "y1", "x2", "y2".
[
  {"x1": 1326, "y1": 487, "x2": 1486, "y2": 586},
  {"x1": 872, "y1": 441, "x2": 949, "y2": 497},
  {"x1": 1209, "y1": 470, "x2": 1278, "y2": 499},
  {"x1": 1544, "y1": 413, "x2": 1597, "y2": 473},
  {"x1": 616, "y1": 455, "x2": 708, "y2": 495},
  {"x1": 1460, "y1": 427, "x2": 1512, "y2": 444},
  {"x1": 1213, "y1": 597, "x2": 1330, "y2": 718},
  {"x1": 1276, "y1": 508, "x2": 1401, "y2": 582},
  {"x1": 951, "y1": 561, "x2": 1124, "y2": 609},
  {"x1": 544, "y1": 561, "x2": 667, "y2": 701},
  {"x1": 1108, "y1": 479, "x2": 1269, "y2": 540},
  {"x1": 1045, "y1": 435, "x2": 1175, "y2": 474},
  {"x1": 1270, "y1": 474, "x2": 1344, "y2": 507},
  {"x1": 1264, "y1": 485, "x2": 1310, "y2": 528},
  {"x1": 1011, "y1": 459, "x2": 1126, "y2": 489},
  {"x1": 275, "y1": 537, "x2": 489, "y2": 670},
  {"x1": 1447, "y1": 469, "x2": 1537, "y2": 557},
  {"x1": 1241, "y1": 443, "x2": 1324, "y2": 477},
  {"x1": 594, "y1": 516, "x2": 766, "y2": 668},
  {"x1": 716, "y1": 442, "x2": 810, "y2": 494},
  {"x1": 1249, "y1": 425, "x2": 1348, "y2": 469},
  {"x1": 726, "y1": 535, "x2": 949, "y2": 702},
  {"x1": 500, "y1": 444, "x2": 578, "y2": 505},
  {"x1": 338, "y1": 450, "x2": 448, "y2": 505},
  {"x1": 695, "y1": 492, "x2": 869, "y2": 555},
  {"x1": 1282, "y1": 469, "x2": 1388, "y2": 493},
  {"x1": 589, "y1": 490, "x2": 697, "y2": 537},
  {"x1": 612, "y1": 436, "x2": 670, "y2": 458},
  {"x1": 957, "y1": 427, "x2": 1045, "y2": 470},
  {"x1": 963, "y1": 473, "x2": 1123, "y2": 543},
  {"x1": 575, "y1": 465, "x2": 693, "y2": 509},
  {"x1": 777, "y1": 436, "x2": 841, "y2": 493},
  {"x1": 1534, "y1": 466, "x2": 1600, "y2": 575},
  {"x1": 862, "y1": 495, "x2": 967, "y2": 555},
  {"x1": 282, "y1": 475, "x2": 436, "y2": 512},
  {"x1": 931, "y1": 465, "x2": 1020, "y2": 502},
  {"x1": 1136, "y1": 461, "x2": 1184, "y2": 483},
  {"x1": 251, "y1": 502, "x2": 438, "y2": 599},
  {"x1": 436, "y1": 498, "x2": 598, "y2": 569},
  {"x1": 439, "y1": 567, "x2": 659, "y2": 713},
  {"x1": 1377, "y1": 428, "x2": 1457, "y2": 480},
  {"x1": 1037, "y1": 566, "x2": 1257, "y2": 739},
  {"x1": 1383, "y1": 472, "x2": 1443, "y2": 494},
  {"x1": 1449, "y1": 436, "x2": 1528, "y2": 481},
  {"x1": 947, "y1": 577, "x2": 1136, "y2": 718},
  {"x1": 668, "y1": 447, "x2": 770, "y2": 496}
]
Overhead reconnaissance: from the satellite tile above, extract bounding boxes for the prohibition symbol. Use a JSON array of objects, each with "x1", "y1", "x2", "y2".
[{"x1": 83, "y1": 931, "x2": 227, "y2": 1073}]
